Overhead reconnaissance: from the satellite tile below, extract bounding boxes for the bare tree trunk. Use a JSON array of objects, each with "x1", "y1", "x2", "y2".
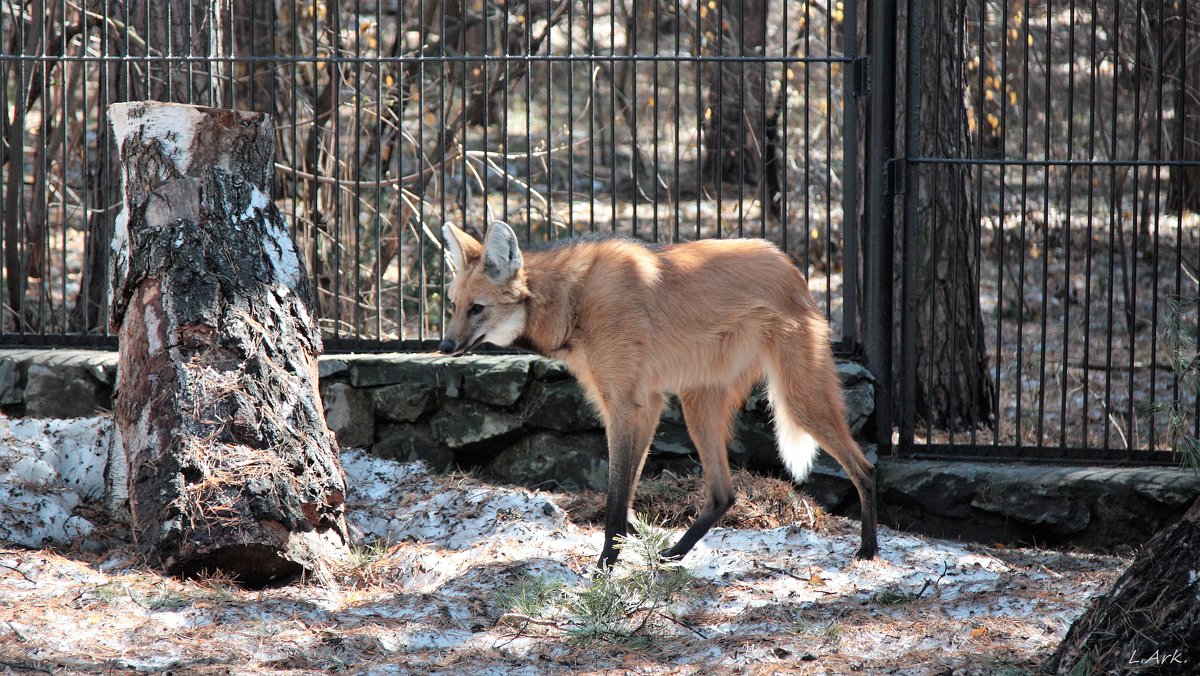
[
  {"x1": 701, "y1": 0, "x2": 769, "y2": 186},
  {"x1": 109, "y1": 102, "x2": 348, "y2": 587},
  {"x1": 1042, "y1": 500, "x2": 1200, "y2": 674},
  {"x1": 899, "y1": 0, "x2": 996, "y2": 429},
  {"x1": 1165, "y1": 1, "x2": 1199, "y2": 213}
]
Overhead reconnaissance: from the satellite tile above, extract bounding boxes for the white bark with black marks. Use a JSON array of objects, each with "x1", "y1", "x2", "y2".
[{"x1": 108, "y1": 101, "x2": 348, "y2": 587}]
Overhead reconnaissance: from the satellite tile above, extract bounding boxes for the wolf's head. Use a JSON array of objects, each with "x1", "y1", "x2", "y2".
[{"x1": 439, "y1": 221, "x2": 529, "y2": 355}]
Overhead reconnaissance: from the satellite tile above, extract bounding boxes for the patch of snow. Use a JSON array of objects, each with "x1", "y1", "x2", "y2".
[
  {"x1": 0, "y1": 417, "x2": 114, "y2": 546},
  {"x1": 342, "y1": 451, "x2": 569, "y2": 550}
]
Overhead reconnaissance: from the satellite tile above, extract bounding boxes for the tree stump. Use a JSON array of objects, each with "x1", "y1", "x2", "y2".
[
  {"x1": 108, "y1": 101, "x2": 349, "y2": 587},
  {"x1": 1042, "y1": 499, "x2": 1200, "y2": 674}
]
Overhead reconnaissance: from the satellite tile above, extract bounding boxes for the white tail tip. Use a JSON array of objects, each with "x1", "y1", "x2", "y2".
[{"x1": 765, "y1": 375, "x2": 821, "y2": 482}]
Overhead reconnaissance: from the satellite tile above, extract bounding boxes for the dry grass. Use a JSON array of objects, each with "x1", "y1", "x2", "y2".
[{"x1": 557, "y1": 469, "x2": 829, "y2": 532}]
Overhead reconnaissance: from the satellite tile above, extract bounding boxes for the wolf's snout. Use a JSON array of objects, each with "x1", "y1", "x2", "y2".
[{"x1": 438, "y1": 338, "x2": 456, "y2": 354}]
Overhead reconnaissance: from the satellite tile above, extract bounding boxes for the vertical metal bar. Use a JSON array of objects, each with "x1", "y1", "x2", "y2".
[
  {"x1": 17, "y1": 6, "x2": 27, "y2": 335},
  {"x1": 610, "y1": 5, "x2": 617, "y2": 234},
  {"x1": 567, "y1": 0, "x2": 576, "y2": 238},
  {"x1": 436, "y1": 0, "x2": 449, "y2": 339},
  {"x1": 761, "y1": 0, "x2": 769, "y2": 243},
  {"x1": 518, "y1": 0, "x2": 526, "y2": 240},
  {"x1": 38, "y1": 7, "x2": 49, "y2": 335},
  {"x1": 308, "y1": 0, "x2": 322, "y2": 340},
  {"x1": 1014, "y1": 0, "x2": 1033, "y2": 449},
  {"x1": 544, "y1": 0, "x2": 551, "y2": 242},
  {"x1": 994, "y1": 0, "x2": 1010, "y2": 451},
  {"x1": 549, "y1": 1, "x2": 556, "y2": 241},
  {"x1": 653, "y1": 0, "x2": 661, "y2": 243},
  {"x1": 673, "y1": 0, "x2": 682, "y2": 243},
  {"x1": 715, "y1": 0, "x2": 724, "y2": 238},
  {"x1": 823, "y1": 12, "x2": 833, "y2": 322},
  {"x1": 1060, "y1": 0, "x2": 1078, "y2": 447},
  {"x1": 970, "y1": 0, "x2": 987, "y2": 450},
  {"x1": 841, "y1": 0, "x2": 859, "y2": 345},
  {"x1": 331, "y1": 4, "x2": 343, "y2": 341},
  {"x1": 802, "y1": 0, "x2": 811, "y2": 271},
  {"x1": 1183, "y1": 1, "x2": 1198, "y2": 443},
  {"x1": 865, "y1": 0, "x2": 898, "y2": 453},
  {"x1": 1147, "y1": 0, "x2": 1168, "y2": 451},
  {"x1": 421, "y1": 0, "x2": 434, "y2": 341},
  {"x1": 59, "y1": 0, "x2": 69, "y2": 334},
  {"x1": 1082, "y1": 0, "x2": 1100, "y2": 448},
  {"x1": 735, "y1": 0, "x2": 745, "y2": 239},
  {"x1": 84, "y1": 3, "x2": 94, "y2": 336},
  {"x1": 931, "y1": 0, "x2": 948, "y2": 446},
  {"x1": 290, "y1": 0, "x2": 301, "y2": 326},
  {"x1": 2, "y1": 7, "x2": 10, "y2": 336},
  {"x1": 501, "y1": 0, "x2": 511, "y2": 237},
  {"x1": 781, "y1": 0, "x2": 789, "y2": 254},
  {"x1": 353, "y1": 0, "x2": 363, "y2": 340},
  {"x1": 1128, "y1": 0, "x2": 1146, "y2": 448},
  {"x1": 632, "y1": 1, "x2": 640, "y2": 241},
  {"x1": 588, "y1": 4, "x2": 597, "y2": 233},
  {"x1": 1037, "y1": 0, "x2": 1053, "y2": 448},
  {"x1": 899, "y1": 0, "x2": 925, "y2": 451},
  {"x1": 1102, "y1": 0, "x2": 1121, "y2": 450},
  {"x1": 374, "y1": 0, "x2": 383, "y2": 342},
  {"x1": 0, "y1": 0, "x2": 4, "y2": 335},
  {"x1": 695, "y1": 2, "x2": 703, "y2": 241}
]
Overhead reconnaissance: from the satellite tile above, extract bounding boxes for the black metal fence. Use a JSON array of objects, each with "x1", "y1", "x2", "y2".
[
  {"x1": 0, "y1": 0, "x2": 859, "y2": 349},
  {"x1": 895, "y1": 0, "x2": 1199, "y2": 463},
  {"x1": 1, "y1": 0, "x2": 1197, "y2": 463}
]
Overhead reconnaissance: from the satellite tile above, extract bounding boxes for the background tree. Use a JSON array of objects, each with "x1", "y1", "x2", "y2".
[
  {"x1": 1163, "y1": 0, "x2": 1199, "y2": 214},
  {"x1": 699, "y1": 0, "x2": 771, "y2": 189},
  {"x1": 896, "y1": 0, "x2": 998, "y2": 430}
]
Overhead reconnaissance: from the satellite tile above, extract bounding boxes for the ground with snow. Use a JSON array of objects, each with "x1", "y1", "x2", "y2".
[{"x1": 0, "y1": 422, "x2": 1123, "y2": 674}]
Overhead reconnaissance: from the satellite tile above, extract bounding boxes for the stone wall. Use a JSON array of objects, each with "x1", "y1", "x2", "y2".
[
  {"x1": 0, "y1": 349, "x2": 875, "y2": 492},
  {"x1": 316, "y1": 353, "x2": 876, "y2": 491},
  {"x1": 3, "y1": 348, "x2": 1198, "y2": 551}
]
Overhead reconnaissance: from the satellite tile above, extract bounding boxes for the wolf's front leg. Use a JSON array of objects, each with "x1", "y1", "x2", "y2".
[{"x1": 596, "y1": 398, "x2": 663, "y2": 568}]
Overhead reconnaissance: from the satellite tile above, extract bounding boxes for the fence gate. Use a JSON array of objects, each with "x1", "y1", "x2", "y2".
[{"x1": 893, "y1": 0, "x2": 1199, "y2": 464}]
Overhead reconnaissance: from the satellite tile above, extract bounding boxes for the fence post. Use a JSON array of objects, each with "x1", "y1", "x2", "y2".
[
  {"x1": 864, "y1": 0, "x2": 898, "y2": 454},
  {"x1": 840, "y1": 0, "x2": 861, "y2": 349}
]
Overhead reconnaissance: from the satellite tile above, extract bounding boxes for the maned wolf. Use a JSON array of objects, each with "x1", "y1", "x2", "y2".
[{"x1": 440, "y1": 221, "x2": 878, "y2": 568}]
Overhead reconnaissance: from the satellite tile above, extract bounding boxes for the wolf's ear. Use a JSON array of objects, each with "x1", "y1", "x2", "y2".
[
  {"x1": 482, "y1": 221, "x2": 523, "y2": 284},
  {"x1": 442, "y1": 223, "x2": 482, "y2": 274}
]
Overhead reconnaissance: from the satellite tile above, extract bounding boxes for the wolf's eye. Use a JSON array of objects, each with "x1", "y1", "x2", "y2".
[{"x1": 468, "y1": 303, "x2": 485, "y2": 316}]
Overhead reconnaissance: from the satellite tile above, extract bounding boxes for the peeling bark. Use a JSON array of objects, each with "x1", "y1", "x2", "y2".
[{"x1": 108, "y1": 101, "x2": 348, "y2": 587}]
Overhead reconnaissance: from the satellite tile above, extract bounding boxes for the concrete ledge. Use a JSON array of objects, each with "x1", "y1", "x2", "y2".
[{"x1": 806, "y1": 455, "x2": 1200, "y2": 552}]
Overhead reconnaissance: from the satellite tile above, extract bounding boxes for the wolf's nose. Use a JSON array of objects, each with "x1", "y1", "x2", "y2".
[{"x1": 438, "y1": 339, "x2": 456, "y2": 354}]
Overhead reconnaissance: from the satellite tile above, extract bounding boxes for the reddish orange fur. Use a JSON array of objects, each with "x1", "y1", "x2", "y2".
[{"x1": 442, "y1": 223, "x2": 878, "y2": 567}]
